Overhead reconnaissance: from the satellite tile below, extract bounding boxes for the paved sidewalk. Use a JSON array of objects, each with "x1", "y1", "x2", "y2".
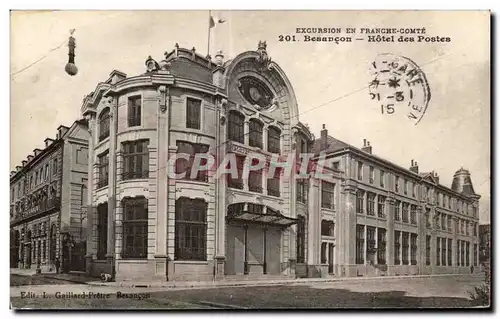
[{"x1": 87, "y1": 273, "x2": 483, "y2": 289}]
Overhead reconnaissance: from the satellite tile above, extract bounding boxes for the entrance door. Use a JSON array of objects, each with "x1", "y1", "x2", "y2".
[
  {"x1": 328, "y1": 243, "x2": 334, "y2": 274},
  {"x1": 71, "y1": 241, "x2": 86, "y2": 272}
]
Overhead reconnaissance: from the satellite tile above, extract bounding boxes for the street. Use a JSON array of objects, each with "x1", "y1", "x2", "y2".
[{"x1": 10, "y1": 274, "x2": 486, "y2": 309}]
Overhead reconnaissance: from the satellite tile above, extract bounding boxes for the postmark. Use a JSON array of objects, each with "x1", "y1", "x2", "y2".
[{"x1": 369, "y1": 53, "x2": 431, "y2": 125}]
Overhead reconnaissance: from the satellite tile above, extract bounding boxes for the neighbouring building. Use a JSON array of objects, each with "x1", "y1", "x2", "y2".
[
  {"x1": 80, "y1": 42, "x2": 481, "y2": 281},
  {"x1": 10, "y1": 120, "x2": 89, "y2": 273}
]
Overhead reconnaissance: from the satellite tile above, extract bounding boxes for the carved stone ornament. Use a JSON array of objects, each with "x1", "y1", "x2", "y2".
[
  {"x1": 256, "y1": 40, "x2": 272, "y2": 71},
  {"x1": 145, "y1": 55, "x2": 160, "y2": 73},
  {"x1": 158, "y1": 86, "x2": 169, "y2": 113}
]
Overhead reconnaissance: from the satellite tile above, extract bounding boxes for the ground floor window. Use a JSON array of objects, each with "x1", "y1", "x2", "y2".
[
  {"x1": 402, "y1": 232, "x2": 409, "y2": 265},
  {"x1": 122, "y1": 197, "x2": 148, "y2": 259},
  {"x1": 441, "y1": 237, "x2": 446, "y2": 266},
  {"x1": 436, "y1": 237, "x2": 441, "y2": 266},
  {"x1": 296, "y1": 216, "x2": 305, "y2": 263},
  {"x1": 377, "y1": 228, "x2": 386, "y2": 264},
  {"x1": 356, "y1": 224, "x2": 364, "y2": 264},
  {"x1": 461, "y1": 241, "x2": 465, "y2": 266},
  {"x1": 466, "y1": 242, "x2": 470, "y2": 266},
  {"x1": 175, "y1": 197, "x2": 207, "y2": 261},
  {"x1": 410, "y1": 233, "x2": 417, "y2": 265},
  {"x1": 50, "y1": 224, "x2": 57, "y2": 262},
  {"x1": 97, "y1": 203, "x2": 108, "y2": 260},
  {"x1": 321, "y1": 242, "x2": 327, "y2": 264},
  {"x1": 447, "y1": 238, "x2": 452, "y2": 266},
  {"x1": 425, "y1": 235, "x2": 431, "y2": 265},
  {"x1": 394, "y1": 231, "x2": 401, "y2": 265},
  {"x1": 457, "y1": 240, "x2": 461, "y2": 266}
]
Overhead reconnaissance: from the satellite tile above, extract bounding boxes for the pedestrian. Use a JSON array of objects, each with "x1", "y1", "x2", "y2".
[
  {"x1": 54, "y1": 258, "x2": 60, "y2": 274},
  {"x1": 470, "y1": 265, "x2": 474, "y2": 274}
]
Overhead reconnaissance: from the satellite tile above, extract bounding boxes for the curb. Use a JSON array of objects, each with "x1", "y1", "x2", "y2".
[{"x1": 86, "y1": 273, "x2": 480, "y2": 289}]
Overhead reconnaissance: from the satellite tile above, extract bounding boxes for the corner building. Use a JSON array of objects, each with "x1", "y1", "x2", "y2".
[{"x1": 81, "y1": 42, "x2": 480, "y2": 281}]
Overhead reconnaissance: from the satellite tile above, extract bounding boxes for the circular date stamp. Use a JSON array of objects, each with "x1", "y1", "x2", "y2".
[{"x1": 368, "y1": 53, "x2": 431, "y2": 125}]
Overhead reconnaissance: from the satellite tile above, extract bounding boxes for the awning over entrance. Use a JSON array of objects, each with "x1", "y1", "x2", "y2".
[{"x1": 226, "y1": 203, "x2": 298, "y2": 227}]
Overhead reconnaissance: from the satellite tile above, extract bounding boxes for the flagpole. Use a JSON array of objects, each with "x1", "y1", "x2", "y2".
[{"x1": 207, "y1": 10, "x2": 211, "y2": 57}]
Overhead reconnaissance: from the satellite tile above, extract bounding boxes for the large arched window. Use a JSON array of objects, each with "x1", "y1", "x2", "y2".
[
  {"x1": 98, "y1": 108, "x2": 110, "y2": 142},
  {"x1": 122, "y1": 197, "x2": 148, "y2": 259},
  {"x1": 175, "y1": 197, "x2": 207, "y2": 261},
  {"x1": 227, "y1": 111, "x2": 244, "y2": 143},
  {"x1": 267, "y1": 126, "x2": 281, "y2": 153},
  {"x1": 249, "y1": 118, "x2": 263, "y2": 148}
]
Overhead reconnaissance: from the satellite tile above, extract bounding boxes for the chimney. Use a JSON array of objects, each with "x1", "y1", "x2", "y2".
[
  {"x1": 57, "y1": 125, "x2": 70, "y2": 139},
  {"x1": 409, "y1": 159, "x2": 419, "y2": 173},
  {"x1": 44, "y1": 138, "x2": 54, "y2": 148},
  {"x1": 27, "y1": 155, "x2": 34, "y2": 162},
  {"x1": 33, "y1": 148, "x2": 42, "y2": 157},
  {"x1": 22, "y1": 160, "x2": 27, "y2": 167},
  {"x1": 320, "y1": 124, "x2": 328, "y2": 150},
  {"x1": 362, "y1": 139, "x2": 372, "y2": 154},
  {"x1": 108, "y1": 70, "x2": 127, "y2": 84}
]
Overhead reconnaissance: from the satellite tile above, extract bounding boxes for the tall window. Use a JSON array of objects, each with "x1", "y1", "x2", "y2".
[
  {"x1": 227, "y1": 154, "x2": 244, "y2": 190},
  {"x1": 176, "y1": 141, "x2": 209, "y2": 182},
  {"x1": 410, "y1": 233, "x2": 417, "y2": 265},
  {"x1": 448, "y1": 216, "x2": 452, "y2": 232},
  {"x1": 457, "y1": 240, "x2": 461, "y2": 266},
  {"x1": 128, "y1": 96, "x2": 141, "y2": 127},
  {"x1": 377, "y1": 195, "x2": 386, "y2": 218},
  {"x1": 248, "y1": 158, "x2": 263, "y2": 193},
  {"x1": 44, "y1": 164, "x2": 49, "y2": 180},
  {"x1": 122, "y1": 197, "x2": 148, "y2": 259},
  {"x1": 425, "y1": 235, "x2": 431, "y2": 265},
  {"x1": 228, "y1": 111, "x2": 244, "y2": 143},
  {"x1": 356, "y1": 225, "x2": 365, "y2": 264},
  {"x1": 296, "y1": 216, "x2": 305, "y2": 263},
  {"x1": 473, "y1": 244, "x2": 478, "y2": 266},
  {"x1": 441, "y1": 237, "x2": 446, "y2": 266},
  {"x1": 402, "y1": 202, "x2": 409, "y2": 223},
  {"x1": 369, "y1": 166, "x2": 374, "y2": 184},
  {"x1": 436, "y1": 237, "x2": 441, "y2": 266},
  {"x1": 366, "y1": 226, "x2": 376, "y2": 262},
  {"x1": 50, "y1": 224, "x2": 57, "y2": 261},
  {"x1": 186, "y1": 97, "x2": 201, "y2": 129},
  {"x1": 122, "y1": 140, "x2": 149, "y2": 180},
  {"x1": 97, "y1": 151, "x2": 109, "y2": 188},
  {"x1": 357, "y1": 161, "x2": 363, "y2": 180},
  {"x1": 267, "y1": 167, "x2": 281, "y2": 197},
  {"x1": 394, "y1": 200, "x2": 401, "y2": 221},
  {"x1": 395, "y1": 176, "x2": 400, "y2": 193},
  {"x1": 441, "y1": 213, "x2": 446, "y2": 230},
  {"x1": 356, "y1": 190, "x2": 365, "y2": 214},
  {"x1": 380, "y1": 170, "x2": 385, "y2": 188},
  {"x1": 448, "y1": 238, "x2": 453, "y2": 266},
  {"x1": 377, "y1": 228, "x2": 387, "y2": 264},
  {"x1": 413, "y1": 183, "x2": 417, "y2": 198},
  {"x1": 98, "y1": 108, "x2": 110, "y2": 141},
  {"x1": 97, "y1": 203, "x2": 108, "y2": 260},
  {"x1": 297, "y1": 180, "x2": 307, "y2": 203},
  {"x1": 410, "y1": 204, "x2": 417, "y2": 225},
  {"x1": 404, "y1": 180, "x2": 408, "y2": 195},
  {"x1": 394, "y1": 231, "x2": 401, "y2": 265},
  {"x1": 248, "y1": 119, "x2": 263, "y2": 148},
  {"x1": 175, "y1": 197, "x2": 207, "y2": 261},
  {"x1": 53, "y1": 159, "x2": 58, "y2": 176},
  {"x1": 466, "y1": 242, "x2": 470, "y2": 266},
  {"x1": 267, "y1": 126, "x2": 281, "y2": 153},
  {"x1": 321, "y1": 181, "x2": 335, "y2": 210},
  {"x1": 367, "y1": 192, "x2": 375, "y2": 216},
  {"x1": 402, "y1": 232, "x2": 409, "y2": 265}
]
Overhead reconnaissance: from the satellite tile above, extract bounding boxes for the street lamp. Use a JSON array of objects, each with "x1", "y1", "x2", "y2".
[{"x1": 65, "y1": 29, "x2": 78, "y2": 76}]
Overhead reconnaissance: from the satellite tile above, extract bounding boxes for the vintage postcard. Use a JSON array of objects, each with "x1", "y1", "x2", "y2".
[{"x1": 9, "y1": 10, "x2": 491, "y2": 310}]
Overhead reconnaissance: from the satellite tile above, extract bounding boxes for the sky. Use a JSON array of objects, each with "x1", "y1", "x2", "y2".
[{"x1": 10, "y1": 10, "x2": 490, "y2": 223}]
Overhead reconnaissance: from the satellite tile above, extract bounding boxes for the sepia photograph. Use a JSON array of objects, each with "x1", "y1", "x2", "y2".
[{"x1": 9, "y1": 9, "x2": 491, "y2": 310}]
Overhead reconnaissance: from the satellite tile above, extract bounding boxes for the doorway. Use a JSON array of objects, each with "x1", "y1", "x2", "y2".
[{"x1": 328, "y1": 243, "x2": 335, "y2": 274}]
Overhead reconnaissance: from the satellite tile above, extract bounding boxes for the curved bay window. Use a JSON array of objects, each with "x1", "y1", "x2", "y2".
[
  {"x1": 228, "y1": 111, "x2": 244, "y2": 143},
  {"x1": 249, "y1": 119, "x2": 263, "y2": 148},
  {"x1": 267, "y1": 126, "x2": 281, "y2": 153},
  {"x1": 175, "y1": 198, "x2": 207, "y2": 261},
  {"x1": 176, "y1": 141, "x2": 209, "y2": 182},
  {"x1": 122, "y1": 197, "x2": 148, "y2": 259},
  {"x1": 122, "y1": 140, "x2": 149, "y2": 180},
  {"x1": 98, "y1": 108, "x2": 110, "y2": 141}
]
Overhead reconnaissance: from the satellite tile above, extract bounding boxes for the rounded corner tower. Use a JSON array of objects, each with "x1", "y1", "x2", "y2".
[{"x1": 451, "y1": 168, "x2": 477, "y2": 196}]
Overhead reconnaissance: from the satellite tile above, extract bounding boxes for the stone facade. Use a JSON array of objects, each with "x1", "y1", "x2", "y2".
[{"x1": 80, "y1": 43, "x2": 481, "y2": 281}]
